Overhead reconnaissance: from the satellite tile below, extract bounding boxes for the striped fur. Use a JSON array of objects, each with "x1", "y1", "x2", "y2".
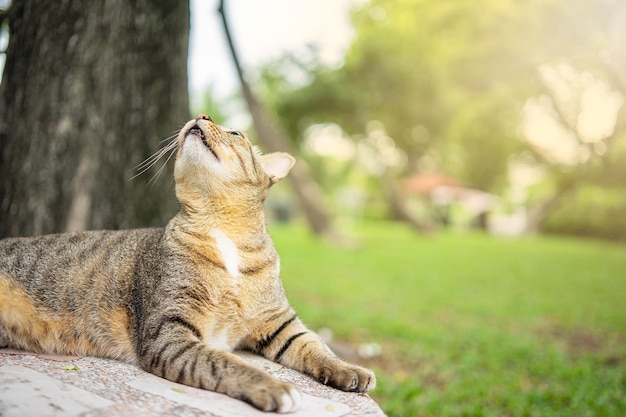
[{"x1": 0, "y1": 115, "x2": 375, "y2": 413}]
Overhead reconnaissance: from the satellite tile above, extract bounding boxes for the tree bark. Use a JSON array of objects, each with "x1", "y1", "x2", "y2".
[
  {"x1": 0, "y1": 0, "x2": 189, "y2": 238},
  {"x1": 218, "y1": 0, "x2": 337, "y2": 240}
]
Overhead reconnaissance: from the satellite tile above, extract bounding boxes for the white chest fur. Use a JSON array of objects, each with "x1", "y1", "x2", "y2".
[{"x1": 209, "y1": 229, "x2": 241, "y2": 279}]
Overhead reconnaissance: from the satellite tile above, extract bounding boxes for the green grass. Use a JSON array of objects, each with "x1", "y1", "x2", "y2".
[{"x1": 268, "y1": 221, "x2": 626, "y2": 417}]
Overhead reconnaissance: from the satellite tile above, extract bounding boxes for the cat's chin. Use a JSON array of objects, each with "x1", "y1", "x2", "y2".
[{"x1": 185, "y1": 128, "x2": 219, "y2": 161}]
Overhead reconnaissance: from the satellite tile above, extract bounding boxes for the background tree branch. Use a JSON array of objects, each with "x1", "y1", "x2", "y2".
[{"x1": 218, "y1": 0, "x2": 338, "y2": 240}]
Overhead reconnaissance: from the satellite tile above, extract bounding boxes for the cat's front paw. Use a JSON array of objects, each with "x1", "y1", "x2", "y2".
[
  {"x1": 315, "y1": 362, "x2": 376, "y2": 393},
  {"x1": 241, "y1": 379, "x2": 302, "y2": 413}
]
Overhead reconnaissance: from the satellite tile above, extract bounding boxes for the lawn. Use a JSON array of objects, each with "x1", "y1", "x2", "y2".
[{"x1": 269, "y1": 221, "x2": 626, "y2": 417}]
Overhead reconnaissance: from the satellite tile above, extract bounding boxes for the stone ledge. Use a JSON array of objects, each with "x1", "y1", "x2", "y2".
[{"x1": 0, "y1": 349, "x2": 386, "y2": 417}]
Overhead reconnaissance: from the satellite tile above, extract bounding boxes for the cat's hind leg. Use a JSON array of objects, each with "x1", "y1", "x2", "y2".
[{"x1": 0, "y1": 326, "x2": 11, "y2": 348}]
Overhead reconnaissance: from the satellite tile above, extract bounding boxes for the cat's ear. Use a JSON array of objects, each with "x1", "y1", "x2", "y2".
[{"x1": 260, "y1": 152, "x2": 295, "y2": 183}]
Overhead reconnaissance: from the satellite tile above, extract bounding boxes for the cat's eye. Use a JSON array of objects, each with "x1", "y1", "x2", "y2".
[{"x1": 228, "y1": 131, "x2": 244, "y2": 138}]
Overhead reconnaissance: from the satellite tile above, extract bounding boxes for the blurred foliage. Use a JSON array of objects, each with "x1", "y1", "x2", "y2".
[
  {"x1": 257, "y1": 0, "x2": 626, "y2": 239},
  {"x1": 542, "y1": 185, "x2": 626, "y2": 241},
  {"x1": 443, "y1": 92, "x2": 524, "y2": 192}
]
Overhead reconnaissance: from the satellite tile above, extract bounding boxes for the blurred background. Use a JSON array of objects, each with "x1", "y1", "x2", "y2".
[
  {"x1": 1, "y1": 0, "x2": 625, "y2": 416},
  {"x1": 191, "y1": 0, "x2": 626, "y2": 243}
]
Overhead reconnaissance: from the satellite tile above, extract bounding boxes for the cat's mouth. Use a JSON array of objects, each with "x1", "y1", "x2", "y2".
[{"x1": 187, "y1": 126, "x2": 219, "y2": 160}]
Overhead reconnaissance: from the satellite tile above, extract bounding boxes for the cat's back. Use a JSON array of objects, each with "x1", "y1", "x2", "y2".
[
  {"x1": 0, "y1": 228, "x2": 164, "y2": 359},
  {"x1": 0, "y1": 228, "x2": 163, "y2": 289}
]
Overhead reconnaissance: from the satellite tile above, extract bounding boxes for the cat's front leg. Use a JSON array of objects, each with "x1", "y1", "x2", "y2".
[
  {"x1": 138, "y1": 323, "x2": 302, "y2": 412},
  {"x1": 254, "y1": 315, "x2": 376, "y2": 393}
]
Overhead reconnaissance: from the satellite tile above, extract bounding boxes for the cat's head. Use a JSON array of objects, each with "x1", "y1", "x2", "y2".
[{"x1": 174, "y1": 115, "x2": 295, "y2": 210}]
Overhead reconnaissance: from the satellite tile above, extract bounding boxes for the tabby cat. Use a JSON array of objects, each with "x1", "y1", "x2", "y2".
[{"x1": 0, "y1": 115, "x2": 375, "y2": 413}]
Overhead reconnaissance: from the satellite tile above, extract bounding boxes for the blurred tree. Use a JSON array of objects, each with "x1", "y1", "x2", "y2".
[
  {"x1": 0, "y1": 0, "x2": 189, "y2": 237},
  {"x1": 260, "y1": 0, "x2": 543, "y2": 227},
  {"x1": 261, "y1": 0, "x2": 626, "y2": 237},
  {"x1": 521, "y1": 2, "x2": 626, "y2": 234},
  {"x1": 525, "y1": 63, "x2": 626, "y2": 233},
  {"x1": 444, "y1": 93, "x2": 523, "y2": 192},
  {"x1": 265, "y1": 0, "x2": 539, "y2": 179}
]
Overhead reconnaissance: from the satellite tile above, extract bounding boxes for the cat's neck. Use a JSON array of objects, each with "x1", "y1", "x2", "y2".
[{"x1": 169, "y1": 201, "x2": 269, "y2": 245}]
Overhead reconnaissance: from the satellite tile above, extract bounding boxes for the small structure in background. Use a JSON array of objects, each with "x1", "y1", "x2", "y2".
[{"x1": 403, "y1": 172, "x2": 515, "y2": 233}]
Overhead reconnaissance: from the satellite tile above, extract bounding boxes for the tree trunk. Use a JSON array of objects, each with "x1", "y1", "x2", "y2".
[
  {"x1": 0, "y1": 0, "x2": 189, "y2": 238},
  {"x1": 525, "y1": 178, "x2": 576, "y2": 234},
  {"x1": 218, "y1": 0, "x2": 338, "y2": 241},
  {"x1": 380, "y1": 168, "x2": 429, "y2": 233}
]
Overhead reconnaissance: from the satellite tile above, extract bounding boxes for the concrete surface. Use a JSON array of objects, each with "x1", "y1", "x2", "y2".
[{"x1": 0, "y1": 349, "x2": 386, "y2": 417}]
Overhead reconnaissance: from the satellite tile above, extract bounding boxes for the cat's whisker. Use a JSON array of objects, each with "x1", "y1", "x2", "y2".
[
  {"x1": 135, "y1": 133, "x2": 179, "y2": 169},
  {"x1": 134, "y1": 142, "x2": 175, "y2": 174},
  {"x1": 147, "y1": 144, "x2": 179, "y2": 185},
  {"x1": 133, "y1": 147, "x2": 169, "y2": 174},
  {"x1": 136, "y1": 132, "x2": 179, "y2": 163},
  {"x1": 130, "y1": 134, "x2": 179, "y2": 182}
]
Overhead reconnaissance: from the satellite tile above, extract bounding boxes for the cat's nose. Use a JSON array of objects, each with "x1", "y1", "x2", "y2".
[{"x1": 196, "y1": 114, "x2": 213, "y2": 122}]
